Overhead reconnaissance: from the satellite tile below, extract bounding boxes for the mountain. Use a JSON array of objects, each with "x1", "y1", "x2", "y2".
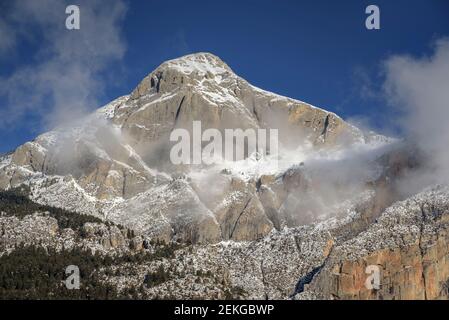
[
  {"x1": 1, "y1": 53, "x2": 448, "y2": 300},
  {"x1": 0, "y1": 53, "x2": 389, "y2": 243}
]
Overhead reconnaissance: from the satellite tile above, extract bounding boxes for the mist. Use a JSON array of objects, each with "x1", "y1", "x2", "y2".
[{"x1": 383, "y1": 37, "x2": 449, "y2": 196}]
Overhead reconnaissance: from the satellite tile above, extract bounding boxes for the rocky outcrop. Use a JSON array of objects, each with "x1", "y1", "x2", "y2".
[
  {"x1": 302, "y1": 186, "x2": 449, "y2": 300},
  {"x1": 105, "y1": 178, "x2": 222, "y2": 244},
  {"x1": 0, "y1": 212, "x2": 141, "y2": 255},
  {"x1": 11, "y1": 142, "x2": 47, "y2": 172},
  {"x1": 214, "y1": 177, "x2": 273, "y2": 241}
]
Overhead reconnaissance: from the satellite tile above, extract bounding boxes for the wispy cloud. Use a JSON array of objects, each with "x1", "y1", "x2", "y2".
[
  {"x1": 383, "y1": 37, "x2": 449, "y2": 193},
  {"x1": 0, "y1": 17, "x2": 16, "y2": 56},
  {"x1": 0, "y1": 0, "x2": 127, "y2": 130}
]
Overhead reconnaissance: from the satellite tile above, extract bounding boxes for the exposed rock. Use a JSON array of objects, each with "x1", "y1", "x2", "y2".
[{"x1": 304, "y1": 186, "x2": 449, "y2": 300}]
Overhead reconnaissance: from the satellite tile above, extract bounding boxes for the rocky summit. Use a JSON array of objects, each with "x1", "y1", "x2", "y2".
[{"x1": 1, "y1": 53, "x2": 448, "y2": 300}]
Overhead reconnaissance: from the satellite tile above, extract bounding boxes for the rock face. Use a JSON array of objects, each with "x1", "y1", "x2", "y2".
[
  {"x1": 123, "y1": 186, "x2": 449, "y2": 300},
  {"x1": 301, "y1": 186, "x2": 449, "y2": 300},
  {"x1": 0, "y1": 52, "x2": 385, "y2": 245}
]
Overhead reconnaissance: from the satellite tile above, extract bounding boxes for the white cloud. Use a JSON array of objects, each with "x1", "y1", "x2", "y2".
[
  {"x1": 0, "y1": 0, "x2": 127, "y2": 130},
  {"x1": 383, "y1": 37, "x2": 449, "y2": 193}
]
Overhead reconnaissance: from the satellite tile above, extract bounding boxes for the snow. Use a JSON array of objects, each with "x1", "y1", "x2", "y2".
[
  {"x1": 0, "y1": 154, "x2": 12, "y2": 170},
  {"x1": 134, "y1": 91, "x2": 180, "y2": 113},
  {"x1": 29, "y1": 175, "x2": 102, "y2": 218},
  {"x1": 214, "y1": 190, "x2": 247, "y2": 211},
  {"x1": 107, "y1": 170, "x2": 121, "y2": 179},
  {"x1": 250, "y1": 83, "x2": 312, "y2": 108},
  {"x1": 95, "y1": 95, "x2": 129, "y2": 120},
  {"x1": 123, "y1": 144, "x2": 171, "y2": 180},
  {"x1": 163, "y1": 52, "x2": 231, "y2": 78},
  {"x1": 335, "y1": 185, "x2": 449, "y2": 260}
]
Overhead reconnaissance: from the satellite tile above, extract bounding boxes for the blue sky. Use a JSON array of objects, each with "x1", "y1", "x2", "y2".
[{"x1": 0, "y1": 0, "x2": 448, "y2": 153}]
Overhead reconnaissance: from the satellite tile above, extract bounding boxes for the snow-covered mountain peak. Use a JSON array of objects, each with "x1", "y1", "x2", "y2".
[{"x1": 160, "y1": 52, "x2": 233, "y2": 76}]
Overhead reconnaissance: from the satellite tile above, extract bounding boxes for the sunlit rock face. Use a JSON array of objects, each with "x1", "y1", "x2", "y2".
[
  {"x1": 301, "y1": 186, "x2": 449, "y2": 300},
  {"x1": 0, "y1": 52, "x2": 393, "y2": 244}
]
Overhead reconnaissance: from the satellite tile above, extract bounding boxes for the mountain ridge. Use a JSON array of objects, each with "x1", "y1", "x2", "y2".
[
  {"x1": 1, "y1": 53, "x2": 449, "y2": 300},
  {"x1": 0, "y1": 52, "x2": 394, "y2": 244}
]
